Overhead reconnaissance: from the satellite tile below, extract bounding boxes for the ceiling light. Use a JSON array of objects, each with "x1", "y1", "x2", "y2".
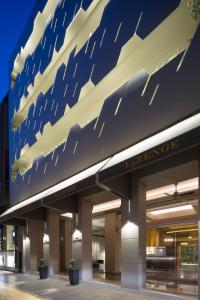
[
  {"x1": 164, "y1": 238, "x2": 174, "y2": 242},
  {"x1": 177, "y1": 177, "x2": 198, "y2": 193},
  {"x1": 147, "y1": 184, "x2": 175, "y2": 200},
  {"x1": 150, "y1": 204, "x2": 193, "y2": 215},
  {"x1": 92, "y1": 199, "x2": 121, "y2": 214},
  {"x1": 166, "y1": 228, "x2": 197, "y2": 234},
  {"x1": 146, "y1": 177, "x2": 198, "y2": 201}
]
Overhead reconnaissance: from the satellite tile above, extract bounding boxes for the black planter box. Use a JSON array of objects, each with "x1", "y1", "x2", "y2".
[
  {"x1": 39, "y1": 266, "x2": 48, "y2": 279},
  {"x1": 69, "y1": 269, "x2": 79, "y2": 285}
]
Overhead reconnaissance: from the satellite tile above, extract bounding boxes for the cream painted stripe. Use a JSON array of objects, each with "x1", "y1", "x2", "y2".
[
  {"x1": 12, "y1": 0, "x2": 62, "y2": 80},
  {"x1": 13, "y1": 0, "x2": 109, "y2": 130},
  {"x1": 12, "y1": 1, "x2": 199, "y2": 176}
]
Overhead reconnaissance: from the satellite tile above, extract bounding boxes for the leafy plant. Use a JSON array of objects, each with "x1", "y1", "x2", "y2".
[
  {"x1": 69, "y1": 259, "x2": 79, "y2": 270},
  {"x1": 39, "y1": 258, "x2": 48, "y2": 267}
]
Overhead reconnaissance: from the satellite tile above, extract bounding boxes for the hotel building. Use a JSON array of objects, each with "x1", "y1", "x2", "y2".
[{"x1": 0, "y1": 0, "x2": 200, "y2": 298}]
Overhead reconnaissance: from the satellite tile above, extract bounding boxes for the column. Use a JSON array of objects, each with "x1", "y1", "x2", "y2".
[
  {"x1": 60, "y1": 218, "x2": 72, "y2": 272},
  {"x1": 121, "y1": 175, "x2": 146, "y2": 289},
  {"x1": 44, "y1": 209, "x2": 60, "y2": 275},
  {"x1": 105, "y1": 212, "x2": 120, "y2": 273},
  {"x1": 22, "y1": 222, "x2": 30, "y2": 273},
  {"x1": 72, "y1": 197, "x2": 93, "y2": 281},
  {"x1": 29, "y1": 219, "x2": 43, "y2": 272}
]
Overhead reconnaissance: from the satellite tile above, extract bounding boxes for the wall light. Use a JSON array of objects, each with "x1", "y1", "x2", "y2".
[
  {"x1": 72, "y1": 229, "x2": 82, "y2": 242},
  {"x1": 150, "y1": 204, "x2": 193, "y2": 215},
  {"x1": 43, "y1": 233, "x2": 50, "y2": 244}
]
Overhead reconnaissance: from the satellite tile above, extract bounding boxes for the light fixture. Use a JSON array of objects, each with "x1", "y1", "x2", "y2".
[
  {"x1": 164, "y1": 238, "x2": 174, "y2": 242},
  {"x1": 62, "y1": 199, "x2": 121, "y2": 217},
  {"x1": 188, "y1": 235, "x2": 192, "y2": 239},
  {"x1": 61, "y1": 212, "x2": 73, "y2": 218},
  {"x1": 43, "y1": 233, "x2": 50, "y2": 244},
  {"x1": 147, "y1": 184, "x2": 175, "y2": 200},
  {"x1": 177, "y1": 177, "x2": 198, "y2": 193},
  {"x1": 72, "y1": 229, "x2": 82, "y2": 241},
  {"x1": 146, "y1": 177, "x2": 198, "y2": 201},
  {"x1": 150, "y1": 204, "x2": 193, "y2": 215},
  {"x1": 181, "y1": 242, "x2": 188, "y2": 246},
  {"x1": 92, "y1": 199, "x2": 121, "y2": 214},
  {"x1": 166, "y1": 228, "x2": 197, "y2": 234}
]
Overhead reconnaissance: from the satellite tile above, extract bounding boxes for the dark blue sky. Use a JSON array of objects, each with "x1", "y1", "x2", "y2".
[{"x1": 0, "y1": 1, "x2": 35, "y2": 101}]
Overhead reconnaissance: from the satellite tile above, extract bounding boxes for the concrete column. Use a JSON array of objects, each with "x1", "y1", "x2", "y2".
[
  {"x1": 105, "y1": 212, "x2": 120, "y2": 273},
  {"x1": 16, "y1": 225, "x2": 23, "y2": 272},
  {"x1": 60, "y1": 218, "x2": 72, "y2": 272},
  {"x1": 121, "y1": 175, "x2": 146, "y2": 289},
  {"x1": 22, "y1": 222, "x2": 30, "y2": 273},
  {"x1": 29, "y1": 219, "x2": 43, "y2": 272},
  {"x1": 72, "y1": 198, "x2": 93, "y2": 281},
  {"x1": 44, "y1": 209, "x2": 60, "y2": 275}
]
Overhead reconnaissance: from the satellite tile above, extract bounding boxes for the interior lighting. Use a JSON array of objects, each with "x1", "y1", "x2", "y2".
[
  {"x1": 164, "y1": 238, "x2": 174, "y2": 242},
  {"x1": 150, "y1": 204, "x2": 193, "y2": 215},
  {"x1": 166, "y1": 228, "x2": 197, "y2": 234},
  {"x1": 147, "y1": 177, "x2": 198, "y2": 201},
  {"x1": 92, "y1": 199, "x2": 121, "y2": 214}
]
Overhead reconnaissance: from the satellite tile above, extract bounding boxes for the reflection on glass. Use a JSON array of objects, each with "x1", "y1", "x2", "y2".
[{"x1": 146, "y1": 224, "x2": 198, "y2": 297}]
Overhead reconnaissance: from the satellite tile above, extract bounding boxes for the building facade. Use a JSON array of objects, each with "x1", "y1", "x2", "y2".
[{"x1": 0, "y1": 0, "x2": 200, "y2": 298}]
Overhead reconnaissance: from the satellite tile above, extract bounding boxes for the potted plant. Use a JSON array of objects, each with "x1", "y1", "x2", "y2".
[
  {"x1": 68, "y1": 259, "x2": 79, "y2": 285},
  {"x1": 39, "y1": 258, "x2": 48, "y2": 279}
]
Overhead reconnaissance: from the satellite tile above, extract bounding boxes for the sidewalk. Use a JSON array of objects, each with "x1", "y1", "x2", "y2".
[{"x1": 0, "y1": 270, "x2": 195, "y2": 300}]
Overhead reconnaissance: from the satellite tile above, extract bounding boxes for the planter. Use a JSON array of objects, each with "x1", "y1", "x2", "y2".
[
  {"x1": 39, "y1": 266, "x2": 48, "y2": 279},
  {"x1": 69, "y1": 269, "x2": 79, "y2": 285}
]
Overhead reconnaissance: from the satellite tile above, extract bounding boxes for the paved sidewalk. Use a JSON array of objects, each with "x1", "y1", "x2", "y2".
[{"x1": 0, "y1": 271, "x2": 195, "y2": 300}]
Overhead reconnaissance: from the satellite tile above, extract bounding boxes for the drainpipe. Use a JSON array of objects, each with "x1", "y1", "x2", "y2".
[{"x1": 95, "y1": 158, "x2": 131, "y2": 215}]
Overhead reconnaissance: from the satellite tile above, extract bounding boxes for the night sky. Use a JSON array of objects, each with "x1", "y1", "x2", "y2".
[{"x1": 0, "y1": 0, "x2": 35, "y2": 101}]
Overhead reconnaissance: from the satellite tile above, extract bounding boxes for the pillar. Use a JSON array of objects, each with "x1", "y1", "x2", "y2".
[
  {"x1": 44, "y1": 209, "x2": 60, "y2": 275},
  {"x1": 60, "y1": 218, "x2": 72, "y2": 272},
  {"x1": 72, "y1": 198, "x2": 93, "y2": 281},
  {"x1": 22, "y1": 222, "x2": 30, "y2": 273},
  {"x1": 105, "y1": 212, "x2": 120, "y2": 273},
  {"x1": 29, "y1": 219, "x2": 43, "y2": 272},
  {"x1": 121, "y1": 175, "x2": 146, "y2": 289}
]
